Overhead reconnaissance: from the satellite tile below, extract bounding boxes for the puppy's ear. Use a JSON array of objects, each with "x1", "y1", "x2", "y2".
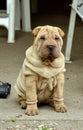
[
  {"x1": 57, "y1": 27, "x2": 65, "y2": 37},
  {"x1": 32, "y1": 26, "x2": 42, "y2": 37}
]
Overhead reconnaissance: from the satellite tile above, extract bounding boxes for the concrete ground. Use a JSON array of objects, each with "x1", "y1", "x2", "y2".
[{"x1": 0, "y1": 13, "x2": 83, "y2": 130}]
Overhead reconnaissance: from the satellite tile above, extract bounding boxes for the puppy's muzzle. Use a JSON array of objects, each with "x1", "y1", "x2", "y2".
[{"x1": 47, "y1": 45, "x2": 55, "y2": 52}]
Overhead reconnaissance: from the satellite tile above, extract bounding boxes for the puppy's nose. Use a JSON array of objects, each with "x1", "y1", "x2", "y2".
[{"x1": 47, "y1": 45, "x2": 55, "y2": 51}]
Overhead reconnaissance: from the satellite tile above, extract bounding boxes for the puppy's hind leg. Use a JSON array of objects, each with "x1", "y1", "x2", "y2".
[{"x1": 18, "y1": 95, "x2": 27, "y2": 109}]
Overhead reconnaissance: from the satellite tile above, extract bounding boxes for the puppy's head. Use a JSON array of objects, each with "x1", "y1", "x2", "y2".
[{"x1": 32, "y1": 25, "x2": 64, "y2": 63}]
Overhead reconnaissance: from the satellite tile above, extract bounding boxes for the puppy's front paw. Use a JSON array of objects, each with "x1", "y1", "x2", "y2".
[
  {"x1": 54, "y1": 104, "x2": 67, "y2": 113},
  {"x1": 25, "y1": 104, "x2": 38, "y2": 116}
]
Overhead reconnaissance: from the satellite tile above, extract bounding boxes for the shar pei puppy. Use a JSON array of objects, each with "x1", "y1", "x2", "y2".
[{"x1": 15, "y1": 25, "x2": 67, "y2": 116}]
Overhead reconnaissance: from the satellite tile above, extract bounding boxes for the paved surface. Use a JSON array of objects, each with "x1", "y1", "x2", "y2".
[{"x1": 0, "y1": 13, "x2": 83, "y2": 129}]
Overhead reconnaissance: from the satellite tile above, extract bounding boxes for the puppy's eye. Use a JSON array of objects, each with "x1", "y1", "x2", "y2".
[
  {"x1": 55, "y1": 37, "x2": 59, "y2": 41},
  {"x1": 40, "y1": 36, "x2": 45, "y2": 40}
]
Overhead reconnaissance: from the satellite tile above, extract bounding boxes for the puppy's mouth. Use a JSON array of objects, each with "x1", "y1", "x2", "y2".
[
  {"x1": 46, "y1": 53, "x2": 55, "y2": 62},
  {"x1": 42, "y1": 53, "x2": 56, "y2": 62}
]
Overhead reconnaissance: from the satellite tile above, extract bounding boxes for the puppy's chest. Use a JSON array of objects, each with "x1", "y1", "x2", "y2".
[{"x1": 37, "y1": 76, "x2": 57, "y2": 91}]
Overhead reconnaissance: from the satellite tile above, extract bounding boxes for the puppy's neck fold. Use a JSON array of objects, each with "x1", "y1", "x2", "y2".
[{"x1": 25, "y1": 46, "x2": 66, "y2": 78}]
